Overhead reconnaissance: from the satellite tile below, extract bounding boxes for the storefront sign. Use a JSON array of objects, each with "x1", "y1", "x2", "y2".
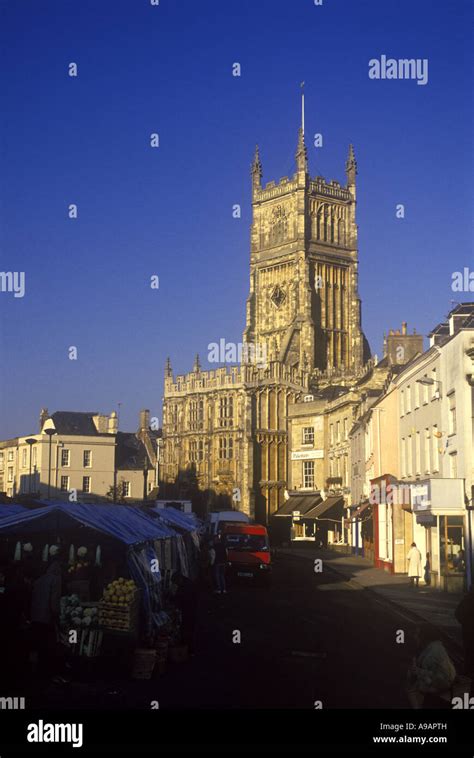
[
  {"x1": 291, "y1": 450, "x2": 324, "y2": 460},
  {"x1": 410, "y1": 481, "x2": 431, "y2": 510}
]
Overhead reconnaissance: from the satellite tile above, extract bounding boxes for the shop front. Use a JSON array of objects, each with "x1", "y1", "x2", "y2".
[
  {"x1": 409, "y1": 478, "x2": 467, "y2": 592},
  {"x1": 370, "y1": 474, "x2": 413, "y2": 574}
]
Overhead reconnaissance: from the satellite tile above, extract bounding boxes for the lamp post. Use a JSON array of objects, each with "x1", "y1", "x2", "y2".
[
  {"x1": 44, "y1": 429, "x2": 56, "y2": 499},
  {"x1": 25, "y1": 438, "x2": 37, "y2": 495}
]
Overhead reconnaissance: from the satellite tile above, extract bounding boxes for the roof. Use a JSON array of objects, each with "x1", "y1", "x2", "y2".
[
  {"x1": 116, "y1": 432, "x2": 150, "y2": 470},
  {"x1": 272, "y1": 493, "x2": 322, "y2": 517},
  {"x1": 0, "y1": 502, "x2": 177, "y2": 544},
  {"x1": 49, "y1": 412, "x2": 101, "y2": 436},
  {"x1": 303, "y1": 495, "x2": 344, "y2": 520}
]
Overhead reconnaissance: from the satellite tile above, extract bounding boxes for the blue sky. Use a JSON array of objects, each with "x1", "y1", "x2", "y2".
[{"x1": 0, "y1": 0, "x2": 473, "y2": 439}]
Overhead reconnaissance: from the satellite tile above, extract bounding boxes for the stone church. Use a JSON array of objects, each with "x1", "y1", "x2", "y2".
[{"x1": 161, "y1": 119, "x2": 372, "y2": 523}]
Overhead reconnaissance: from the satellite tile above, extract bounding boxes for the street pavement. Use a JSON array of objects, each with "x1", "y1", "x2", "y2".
[{"x1": 24, "y1": 551, "x2": 463, "y2": 710}]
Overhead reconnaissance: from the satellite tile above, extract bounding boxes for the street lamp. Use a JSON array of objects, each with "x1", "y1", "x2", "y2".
[
  {"x1": 25, "y1": 438, "x2": 37, "y2": 495},
  {"x1": 416, "y1": 377, "x2": 443, "y2": 399},
  {"x1": 44, "y1": 428, "x2": 56, "y2": 499}
]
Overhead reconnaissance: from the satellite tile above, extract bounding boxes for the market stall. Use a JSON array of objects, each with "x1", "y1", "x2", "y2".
[{"x1": 0, "y1": 502, "x2": 199, "y2": 678}]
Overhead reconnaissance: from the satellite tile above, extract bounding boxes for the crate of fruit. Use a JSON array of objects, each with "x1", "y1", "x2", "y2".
[{"x1": 99, "y1": 578, "x2": 140, "y2": 632}]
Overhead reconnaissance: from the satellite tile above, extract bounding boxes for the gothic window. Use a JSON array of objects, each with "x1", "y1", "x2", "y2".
[
  {"x1": 338, "y1": 218, "x2": 345, "y2": 246},
  {"x1": 270, "y1": 205, "x2": 288, "y2": 245},
  {"x1": 324, "y1": 207, "x2": 330, "y2": 242},
  {"x1": 317, "y1": 207, "x2": 323, "y2": 240},
  {"x1": 219, "y1": 396, "x2": 234, "y2": 427},
  {"x1": 219, "y1": 436, "x2": 233, "y2": 460}
]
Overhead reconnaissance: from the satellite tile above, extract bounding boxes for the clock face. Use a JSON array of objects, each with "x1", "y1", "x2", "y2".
[{"x1": 271, "y1": 285, "x2": 286, "y2": 308}]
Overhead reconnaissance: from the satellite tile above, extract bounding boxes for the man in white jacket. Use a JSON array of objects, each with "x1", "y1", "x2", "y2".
[{"x1": 407, "y1": 542, "x2": 422, "y2": 587}]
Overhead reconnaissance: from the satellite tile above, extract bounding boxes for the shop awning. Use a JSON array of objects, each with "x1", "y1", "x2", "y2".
[
  {"x1": 303, "y1": 496, "x2": 344, "y2": 520},
  {"x1": 272, "y1": 494, "x2": 322, "y2": 517}
]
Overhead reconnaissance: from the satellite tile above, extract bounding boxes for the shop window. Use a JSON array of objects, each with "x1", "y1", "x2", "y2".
[{"x1": 439, "y1": 516, "x2": 464, "y2": 574}]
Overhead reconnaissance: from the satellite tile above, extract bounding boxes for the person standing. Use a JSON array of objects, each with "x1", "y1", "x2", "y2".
[
  {"x1": 30, "y1": 549, "x2": 62, "y2": 678},
  {"x1": 407, "y1": 542, "x2": 422, "y2": 587},
  {"x1": 212, "y1": 534, "x2": 228, "y2": 594},
  {"x1": 424, "y1": 552, "x2": 431, "y2": 587},
  {"x1": 172, "y1": 572, "x2": 198, "y2": 655},
  {"x1": 455, "y1": 585, "x2": 474, "y2": 694}
]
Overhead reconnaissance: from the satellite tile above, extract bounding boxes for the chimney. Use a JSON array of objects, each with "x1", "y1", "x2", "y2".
[
  {"x1": 139, "y1": 409, "x2": 150, "y2": 431},
  {"x1": 402, "y1": 322, "x2": 407, "y2": 335},
  {"x1": 39, "y1": 408, "x2": 49, "y2": 431},
  {"x1": 108, "y1": 411, "x2": 118, "y2": 434}
]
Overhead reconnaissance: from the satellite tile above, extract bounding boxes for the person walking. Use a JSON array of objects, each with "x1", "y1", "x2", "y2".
[
  {"x1": 212, "y1": 533, "x2": 228, "y2": 594},
  {"x1": 455, "y1": 585, "x2": 474, "y2": 694},
  {"x1": 407, "y1": 542, "x2": 422, "y2": 587}
]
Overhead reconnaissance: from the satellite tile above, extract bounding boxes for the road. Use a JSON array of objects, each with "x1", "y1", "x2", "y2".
[
  {"x1": 23, "y1": 552, "x2": 420, "y2": 710},
  {"x1": 133, "y1": 551, "x2": 417, "y2": 709}
]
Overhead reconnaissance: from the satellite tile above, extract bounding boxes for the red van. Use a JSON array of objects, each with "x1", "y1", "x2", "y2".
[{"x1": 222, "y1": 523, "x2": 271, "y2": 583}]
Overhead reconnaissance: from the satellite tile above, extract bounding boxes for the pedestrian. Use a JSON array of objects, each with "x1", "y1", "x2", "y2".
[
  {"x1": 455, "y1": 585, "x2": 474, "y2": 693},
  {"x1": 424, "y1": 552, "x2": 431, "y2": 587},
  {"x1": 212, "y1": 533, "x2": 228, "y2": 594},
  {"x1": 172, "y1": 572, "x2": 198, "y2": 655},
  {"x1": 406, "y1": 624, "x2": 456, "y2": 709},
  {"x1": 30, "y1": 547, "x2": 63, "y2": 680},
  {"x1": 454, "y1": 549, "x2": 465, "y2": 573},
  {"x1": 407, "y1": 542, "x2": 422, "y2": 587}
]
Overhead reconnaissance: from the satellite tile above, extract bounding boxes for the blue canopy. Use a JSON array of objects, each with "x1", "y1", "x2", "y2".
[
  {"x1": 0, "y1": 504, "x2": 27, "y2": 521},
  {"x1": 0, "y1": 502, "x2": 177, "y2": 545},
  {"x1": 146, "y1": 505, "x2": 200, "y2": 532}
]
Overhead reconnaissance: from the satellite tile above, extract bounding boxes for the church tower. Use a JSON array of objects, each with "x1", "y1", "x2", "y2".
[{"x1": 243, "y1": 102, "x2": 369, "y2": 381}]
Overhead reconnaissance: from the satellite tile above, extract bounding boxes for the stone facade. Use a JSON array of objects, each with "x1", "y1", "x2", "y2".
[{"x1": 161, "y1": 358, "x2": 308, "y2": 523}]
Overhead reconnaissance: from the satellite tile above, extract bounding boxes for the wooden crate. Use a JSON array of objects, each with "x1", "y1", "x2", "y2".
[{"x1": 99, "y1": 590, "x2": 140, "y2": 632}]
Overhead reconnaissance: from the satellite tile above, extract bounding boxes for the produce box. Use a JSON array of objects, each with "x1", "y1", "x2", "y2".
[{"x1": 99, "y1": 578, "x2": 140, "y2": 633}]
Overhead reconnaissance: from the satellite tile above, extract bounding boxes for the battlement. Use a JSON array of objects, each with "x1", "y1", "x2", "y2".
[{"x1": 164, "y1": 360, "x2": 308, "y2": 397}]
